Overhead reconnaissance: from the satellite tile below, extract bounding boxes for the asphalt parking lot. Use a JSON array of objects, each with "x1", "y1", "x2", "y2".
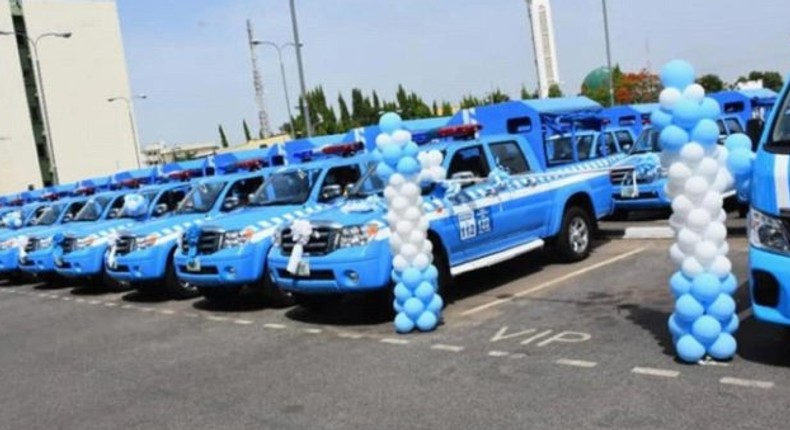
[{"x1": 1, "y1": 217, "x2": 788, "y2": 429}]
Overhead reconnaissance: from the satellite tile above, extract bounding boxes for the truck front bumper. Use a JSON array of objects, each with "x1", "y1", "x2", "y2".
[
  {"x1": 174, "y1": 242, "x2": 269, "y2": 288},
  {"x1": 107, "y1": 243, "x2": 172, "y2": 283},
  {"x1": 612, "y1": 180, "x2": 670, "y2": 211},
  {"x1": 0, "y1": 248, "x2": 19, "y2": 273},
  {"x1": 20, "y1": 248, "x2": 57, "y2": 274},
  {"x1": 750, "y1": 246, "x2": 790, "y2": 326},
  {"x1": 56, "y1": 245, "x2": 107, "y2": 278},
  {"x1": 268, "y1": 239, "x2": 391, "y2": 295}
]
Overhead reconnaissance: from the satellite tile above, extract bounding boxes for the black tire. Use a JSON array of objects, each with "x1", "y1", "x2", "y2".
[
  {"x1": 163, "y1": 260, "x2": 199, "y2": 300},
  {"x1": 429, "y1": 236, "x2": 451, "y2": 296},
  {"x1": 606, "y1": 209, "x2": 629, "y2": 221},
  {"x1": 554, "y1": 206, "x2": 593, "y2": 262},
  {"x1": 292, "y1": 293, "x2": 338, "y2": 311},
  {"x1": 737, "y1": 203, "x2": 749, "y2": 219},
  {"x1": 198, "y1": 286, "x2": 241, "y2": 302},
  {"x1": 257, "y1": 276, "x2": 293, "y2": 308}
]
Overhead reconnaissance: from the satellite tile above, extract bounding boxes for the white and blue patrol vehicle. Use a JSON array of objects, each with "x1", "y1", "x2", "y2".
[{"x1": 267, "y1": 125, "x2": 614, "y2": 309}]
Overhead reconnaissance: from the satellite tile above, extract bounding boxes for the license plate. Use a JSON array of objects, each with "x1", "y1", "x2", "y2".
[
  {"x1": 54, "y1": 256, "x2": 63, "y2": 266},
  {"x1": 620, "y1": 186, "x2": 638, "y2": 199},
  {"x1": 296, "y1": 261, "x2": 310, "y2": 277},
  {"x1": 186, "y1": 258, "x2": 201, "y2": 272}
]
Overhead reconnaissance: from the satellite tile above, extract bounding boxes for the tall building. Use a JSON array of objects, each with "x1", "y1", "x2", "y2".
[
  {"x1": 526, "y1": 0, "x2": 561, "y2": 99},
  {"x1": 0, "y1": 0, "x2": 139, "y2": 194}
]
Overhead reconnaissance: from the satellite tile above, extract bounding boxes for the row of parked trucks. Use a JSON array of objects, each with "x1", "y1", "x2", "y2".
[{"x1": 1, "y1": 89, "x2": 786, "y2": 328}]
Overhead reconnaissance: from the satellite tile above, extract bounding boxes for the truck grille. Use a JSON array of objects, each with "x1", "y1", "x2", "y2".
[
  {"x1": 25, "y1": 238, "x2": 39, "y2": 253},
  {"x1": 61, "y1": 237, "x2": 76, "y2": 254},
  {"x1": 281, "y1": 226, "x2": 336, "y2": 256},
  {"x1": 181, "y1": 229, "x2": 223, "y2": 255},
  {"x1": 610, "y1": 167, "x2": 635, "y2": 185},
  {"x1": 114, "y1": 235, "x2": 136, "y2": 256}
]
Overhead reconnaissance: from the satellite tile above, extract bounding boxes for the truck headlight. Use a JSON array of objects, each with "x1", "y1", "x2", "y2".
[
  {"x1": 222, "y1": 228, "x2": 255, "y2": 249},
  {"x1": 38, "y1": 236, "x2": 53, "y2": 249},
  {"x1": 273, "y1": 229, "x2": 283, "y2": 248},
  {"x1": 337, "y1": 224, "x2": 379, "y2": 249},
  {"x1": 75, "y1": 235, "x2": 98, "y2": 250},
  {"x1": 749, "y1": 209, "x2": 790, "y2": 254},
  {"x1": 135, "y1": 233, "x2": 160, "y2": 251}
]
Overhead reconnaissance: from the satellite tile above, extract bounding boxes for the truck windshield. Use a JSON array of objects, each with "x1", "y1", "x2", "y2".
[
  {"x1": 629, "y1": 128, "x2": 660, "y2": 155},
  {"x1": 176, "y1": 182, "x2": 226, "y2": 214},
  {"x1": 74, "y1": 196, "x2": 113, "y2": 222},
  {"x1": 251, "y1": 169, "x2": 321, "y2": 206},
  {"x1": 24, "y1": 206, "x2": 49, "y2": 226},
  {"x1": 768, "y1": 91, "x2": 790, "y2": 148},
  {"x1": 30, "y1": 203, "x2": 65, "y2": 226},
  {"x1": 347, "y1": 164, "x2": 385, "y2": 199},
  {"x1": 546, "y1": 135, "x2": 593, "y2": 165}
]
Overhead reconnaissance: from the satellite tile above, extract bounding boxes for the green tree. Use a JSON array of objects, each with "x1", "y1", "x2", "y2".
[
  {"x1": 459, "y1": 95, "x2": 483, "y2": 109},
  {"x1": 351, "y1": 88, "x2": 374, "y2": 127},
  {"x1": 736, "y1": 71, "x2": 784, "y2": 92},
  {"x1": 371, "y1": 91, "x2": 381, "y2": 116},
  {"x1": 218, "y1": 125, "x2": 229, "y2": 148},
  {"x1": 432, "y1": 100, "x2": 439, "y2": 116},
  {"x1": 485, "y1": 89, "x2": 510, "y2": 104},
  {"x1": 441, "y1": 101, "x2": 454, "y2": 116},
  {"x1": 696, "y1": 74, "x2": 724, "y2": 93},
  {"x1": 338, "y1": 94, "x2": 351, "y2": 131},
  {"x1": 242, "y1": 120, "x2": 252, "y2": 142},
  {"x1": 548, "y1": 83, "x2": 563, "y2": 98},
  {"x1": 521, "y1": 85, "x2": 538, "y2": 99}
]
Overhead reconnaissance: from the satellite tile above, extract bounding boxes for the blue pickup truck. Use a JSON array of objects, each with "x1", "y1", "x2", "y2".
[
  {"x1": 106, "y1": 165, "x2": 271, "y2": 299},
  {"x1": 267, "y1": 127, "x2": 614, "y2": 309},
  {"x1": 174, "y1": 143, "x2": 373, "y2": 303},
  {"x1": 0, "y1": 199, "x2": 60, "y2": 281}
]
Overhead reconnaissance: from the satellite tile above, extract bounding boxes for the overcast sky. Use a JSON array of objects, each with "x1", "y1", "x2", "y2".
[{"x1": 115, "y1": 0, "x2": 790, "y2": 147}]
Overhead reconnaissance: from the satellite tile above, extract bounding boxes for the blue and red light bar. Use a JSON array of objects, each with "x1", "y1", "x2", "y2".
[
  {"x1": 413, "y1": 124, "x2": 481, "y2": 145},
  {"x1": 294, "y1": 141, "x2": 364, "y2": 162}
]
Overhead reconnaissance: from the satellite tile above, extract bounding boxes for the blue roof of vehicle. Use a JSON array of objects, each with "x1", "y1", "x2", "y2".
[
  {"x1": 629, "y1": 103, "x2": 660, "y2": 115},
  {"x1": 736, "y1": 88, "x2": 778, "y2": 101},
  {"x1": 521, "y1": 96, "x2": 602, "y2": 113}
]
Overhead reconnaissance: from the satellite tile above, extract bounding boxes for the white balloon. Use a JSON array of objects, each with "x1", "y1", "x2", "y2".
[
  {"x1": 400, "y1": 182, "x2": 420, "y2": 199},
  {"x1": 684, "y1": 176, "x2": 709, "y2": 199},
  {"x1": 703, "y1": 222, "x2": 727, "y2": 243},
  {"x1": 660, "y1": 152, "x2": 679, "y2": 169},
  {"x1": 669, "y1": 213, "x2": 685, "y2": 232},
  {"x1": 429, "y1": 150, "x2": 443, "y2": 166},
  {"x1": 389, "y1": 173, "x2": 405, "y2": 187},
  {"x1": 687, "y1": 208, "x2": 712, "y2": 231},
  {"x1": 718, "y1": 242, "x2": 730, "y2": 256},
  {"x1": 717, "y1": 209, "x2": 727, "y2": 223},
  {"x1": 389, "y1": 234, "x2": 403, "y2": 251},
  {"x1": 681, "y1": 256, "x2": 705, "y2": 278},
  {"x1": 412, "y1": 252, "x2": 431, "y2": 270},
  {"x1": 659, "y1": 87, "x2": 682, "y2": 110},
  {"x1": 680, "y1": 143, "x2": 705, "y2": 165},
  {"x1": 383, "y1": 185, "x2": 397, "y2": 200},
  {"x1": 417, "y1": 151, "x2": 430, "y2": 165},
  {"x1": 391, "y1": 196, "x2": 409, "y2": 212},
  {"x1": 678, "y1": 228, "x2": 701, "y2": 254},
  {"x1": 393, "y1": 254, "x2": 409, "y2": 271},
  {"x1": 403, "y1": 206, "x2": 421, "y2": 221},
  {"x1": 695, "y1": 157, "x2": 719, "y2": 181},
  {"x1": 396, "y1": 220, "x2": 414, "y2": 236},
  {"x1": 671, "y1": 194, "x2": 694, "y2": 217},
  {"x1": 385, "y1": 212, "x2": 399, "y2": 226},
  {"x1": 716, "y1": 145, "x2": 729, "y2": 165},
  {"x1": 418, "y1": 218, "x2": 430, "y2": 230},
  {"x1": 668, "y1": 162, "x2": 692, "y2": 186},
  {"x1": 409, "y1": 230, "x2": 426, "y2": 245},
  {"x1": 669, "y1": 244, "x2": 686, "y2": 265},
  {"x1": 376, "y1": 134, "x2": 393, "y2": 150},
  {"x1": 710, "y1": 255, "x2": 732, "y2": 278},
  {"x1": 431, "y1": 166, "x2": 446, "y2": 181},
  {"x1": 399, "y1": 243, "x2": 418, "y2": 260},
  {"x1": 683, "y1": 83, "x2": 705, "y2": 102},
  {"x1": 701, "y1": 191, "x2": 723, "y2": 216},
  {"x1": 694, "y1": 241, "x2": 718, "y2": 265},
  {"x1": 392, "y1": 130, "x2": 412, "y2": 147},
  {"x1": 665, "y1": 182, "x2": 683, "y2": 200}
]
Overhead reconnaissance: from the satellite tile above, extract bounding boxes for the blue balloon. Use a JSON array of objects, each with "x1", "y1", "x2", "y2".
[
  {"x1": 394, "y1": 312, "x2": 415, "y2": 333},
  {"x1": 376, "y1": 163, "x2": 394, "y2": 181},
  {"x1": 727, "y1": 148, "x2": 753, "y2": 176},
  {"x1": 403, "y1": 142, "x2": 419, "y2": 158},
  {"x1": 676, "y1": 334, "x2": 706, "y2": 362},
  {"x1": 371, "y1": 150, "x2": 383, "y2": 163},
  {"x1": 415, "y1": 281, "x2": 434, "y2": 303},
  {"x1": 724, "y1": 133, "x2": 752, "y2": 152},
  {"x1": 691, "y1": 119, "x2": 720, "y2": 146},
  {"x1": 720, "y1": 274, "x2": 738, "y2": 295},
  {"x1": 699, "y1": 97, "x2": 721, "y2": 119},
  {"x1": 403, "y1": 297, "x2": 425, "y2": 320},
  {"x1": 659, "y1": 125, "x2": 689, "y2": 152},
  {"x1": 393, "y1": 298, "x2": 403, "y2": 314},
  {"x1": 379, "y1": 112, "x2": 403, "y2": 135},
  {"x1": 670, "y1": 271, "x2": 692, "y2": 297},
  {"x1": 396, "y1": 157, "x2": 421, "y2": 176},
  {"x1": 707, "y1": 294, "x2": 736, "y2": 321},
  {"x1": 401, "y1": 268, "x2": 422, "y2": 290},
  {"x1": 672, "y1": 99, "x2": 702, "y2": 130},
  {"x1": 381, "y1": 143, "x2": 403, "y2": 166},
  {"x1": 691, "y1": 274, "x2": 720, "y2": 304},
  {"x1": 660, "y1": 60, "x2": 696, "y2": 90},
  {"x1": 668, "y1": 313, "x2": 690, "y2": 339},
  {"x1": 391, "y1": 269, "x2": 402, "y2": 283},
  {"x1": 422, "y1": 265, "x2": 439, "y2": 283},
  {"x1": 692, "y1": 315, "x2": 722, "y2": 345},
  {"x1": 394, "y1": 282, "x2": 411, "y2": 302},
  {"x1": 723, "y1": 315, "x2": 739, "y2": 334},
  {"x1": 737, "y1": 178, "x2": 751, "y2": 202},
  {"x1": 416, "y1": 311, "x2": 439, "y2": 332},
  {"x1": 650, "y1": 109, "x2": 672, "y2": 131},
  {"x1": 675, "y1": 294, "x2": 704, "y2": 322},
  {"x1": 707, "y1": 332, "x2": 736, "y2": 360},
  {"x1": 426, "y1": 294, "x2": 444, "y2": 314}
]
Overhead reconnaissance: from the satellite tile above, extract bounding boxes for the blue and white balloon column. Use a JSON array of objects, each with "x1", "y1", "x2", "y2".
[
  {"x1": 374, "y1": 113, "x2": 446, "y2": 333},
  {"x1": 655, "y1": 60, "x2": 743, "y2": 362}
]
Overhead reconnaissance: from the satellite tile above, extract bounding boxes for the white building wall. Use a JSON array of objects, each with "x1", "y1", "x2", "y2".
[
  {"x1": 23, "y1": 0, "x2": 138, "y2": 184},
  {"x1": 0, "y1": 1, "x2": 42, "y2": 194},
  {"x1": 527, "y1": 0, "x2": 561, "y2": 98}
]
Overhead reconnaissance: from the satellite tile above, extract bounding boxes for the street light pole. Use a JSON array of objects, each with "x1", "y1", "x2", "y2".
[
  {"x1": 0, "y1": 30, "x2": 71, "y2": 185},
  {"x1": 289, "y1": 0, "x2": 313, "y2": 137},
  {"x1": 601, "y1": 0, "x2": 615, "y2": 106},
  {"x1": 108, "y1": 94, "x2": 146, "y2": 168},
  {"x1": 252, "y1": 40, "x2": 297, "y2": 138}
]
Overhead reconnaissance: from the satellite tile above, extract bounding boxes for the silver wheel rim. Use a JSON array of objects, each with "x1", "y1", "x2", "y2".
[{"x1": 569, "y1": 217, "x2": 589, "y2": 254}]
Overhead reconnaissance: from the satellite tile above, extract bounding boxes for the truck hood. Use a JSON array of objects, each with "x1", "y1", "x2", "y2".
[
  {"x1": 60, "y1": 218, "x2": 139, "y2": 240},
  {"x1": 115, "y1": 213, "x2": 207, "y2": 238},
  {"x1": 303, "y1": 197, "x2": 388, "y2": 227},
  {"x1": 197, "y1": 204, "x2": 329, "y2": 232},
  {"x1": 612, "y1": 153, "x2": 659, "y2": 169}
]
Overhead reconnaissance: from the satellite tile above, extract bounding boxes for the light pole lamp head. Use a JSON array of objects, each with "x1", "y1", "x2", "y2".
[
  {"x1": 58, "y1": 32, "x2": 72, "y2": 39},
  {"x1": 0, "y1": 30, "x2": 15, "y2": 36}
]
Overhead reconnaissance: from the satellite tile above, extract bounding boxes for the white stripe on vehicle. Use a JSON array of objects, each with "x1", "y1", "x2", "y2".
[{"x1": 775, "y1": 154, "x2": 790, "y2": 209}]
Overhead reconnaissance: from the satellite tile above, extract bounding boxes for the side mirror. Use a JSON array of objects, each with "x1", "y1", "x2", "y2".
[
  {"x1": 154, "y1": 203, "x2": 169, "y2": 217},
  {"x1": 321, "y1": 184, "x2": 343, "y2": 201},
  {"x1": 222, "y1": 196, "x2": 240, "y2": 211},
  {"x1": 344, "y1": 183, "x2": 356, "y2": 195},
  {"x1": 248, "y1": 193, "x2": 255, "y2": 204}
]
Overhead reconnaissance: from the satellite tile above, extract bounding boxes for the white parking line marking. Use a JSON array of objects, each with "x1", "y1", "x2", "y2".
[
  {"x1": 183, "y1": 312, "x2": 200, "y2": 318},
  {"x1": 61, "y1": 296, "x2": 72, "y2": 301},
  {"x1": 120, "y1": 304, "x2": 134, "y2": 309},
  {"x1": 104, "y1": 302, "x2": 118, "y2": 307},
  {"x1": 337, "y1": 332, "x2": 364, "y2": 339},
  {"x1": 36, "y1": 293, "x2": 47, "y2": 298},
  {"x1": 738, "y1": 308, "x2": 753, "y2": 321},
  {"x1": 488, "y1": 350, "x2": 510, "y2": 357},
  {"x1": 139, "y1": 307, "x2": 155, "y2": 312},
  {"x1": 159, "y1": 309, "x2": 176, "y2": 315},
  {"x1": 698, "y1": 358, "x2": 729, "y2": 367},
  {"x1": 74, "y1": 298, "x2": 86, "y2": 303},
  {"x1": 380, "y1": 338, "x2": 410, "y2": 345},
  {"x1": 462, "y1": 247, "x2": 646, "y2": 315},
  {"x1": 623, "y1": 226, "x2": 674, "y2": 239},
  {"x1": 720, "y1": 377, "x2": 774, "y2": 389},
  {"x1": 556, "y1": 358, "x2": 598, "y2": 368},
  {"x1": 263, "y1": 323, "x2": 286, "y2": 329},
  {"x1": 206, "y1": 315, "x2": 230, "y2": 322},
  {"x1": 88, "y1": 300, "x2": 101, "y2": 305},
  {"x1": 303, "y1": 328, "x2": 322, "y2": 334},
  {"x1": 431, "y1": 344, "x2": 465, "y2": 352},
  {"x1": 233, "y1": 319, "x2": 253, "y2": 325},
  {"x1": 632, "y1": 367, "x2": 679, "y2": 378}
]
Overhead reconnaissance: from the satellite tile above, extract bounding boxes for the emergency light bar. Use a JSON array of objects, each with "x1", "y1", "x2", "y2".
[
  {"x1": 413, "y1": 124, "x2": 481, "y2": 145},
  {"x1": 294, "y1": 141, "x2": 364, "y2": 161}
]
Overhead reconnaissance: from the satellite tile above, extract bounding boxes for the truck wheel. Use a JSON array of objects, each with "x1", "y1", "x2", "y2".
[
  {"x1": 737, "y1": 203, "x2": 749, "y2": 219},
  {"x1": 198, "y1": 286, "x2": 241, "y2": 302},
  {"x1": 293, "y1": 293, "x2": 338, "y2": 311},
  {"x1": 259, "y1": 277, "x2": 293, "y2": 308},
  {"x1": 429, "y1": 236, "x2": 451, "y2": 296},
  {"x1": 163, "y1": 260, "x2": 199, "y2": 300},
  {"x1": 555, "y1": 206, "x2": 593, "y2": 262}
]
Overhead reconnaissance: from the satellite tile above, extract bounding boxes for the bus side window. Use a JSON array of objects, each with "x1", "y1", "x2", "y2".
[{"x1": 615, "y1": 131, "x2": 634, "y2": 152}]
